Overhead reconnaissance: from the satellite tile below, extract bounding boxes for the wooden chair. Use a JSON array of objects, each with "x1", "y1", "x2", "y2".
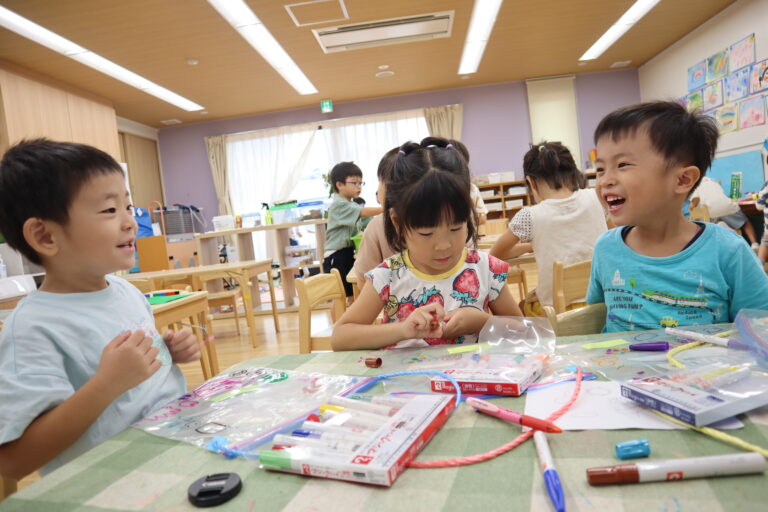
[
  {"x1": 1, "y1": 476, "x2": 17, "y2": 501},
  {"x1": 552, "y1": 260, "x2": 592, "y2": 314},
  {"x1": 296, "y1": 269, "x2": 346, "y2": 354},
  {"x1": 689, "y1": 204, "x2": 711, "y2": 222},
  {"x1": 543, "y1": 303, "x2": 606, "y2": 337},
  {"x1": 484, "y1": 218, "x2": 509, "y2": 235},
  {"x1": 165, "y1": 280, "x2": 241, "y2": 336},
  {"x1": 506, "y1": 266, "x2": 528, "y2": 301},
  {"x1": 127, "y1": 277, "x2": 155, "y2": 294}
]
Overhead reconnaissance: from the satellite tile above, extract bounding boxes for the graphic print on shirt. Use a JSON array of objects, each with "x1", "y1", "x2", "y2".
[
  {"x1": 128, "y1": 318, "x2": 172, "y2": 366},
  {"x1": 604, "y1": 267, "x2": 716, "y2": 330},
  {"x1": 451, "y1": 269, "x2": 480, "y2": 305}
]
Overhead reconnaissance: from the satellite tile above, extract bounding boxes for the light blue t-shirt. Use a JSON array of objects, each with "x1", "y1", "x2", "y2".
[
  {"x1": 0, "y1": 275, "x2": 185, "y2": 474},
  {"x1": 587, "y1": 223, "x2": 768, "y2": 332}
]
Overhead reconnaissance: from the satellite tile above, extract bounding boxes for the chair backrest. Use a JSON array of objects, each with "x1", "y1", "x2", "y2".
[
  {"x1": 295, "y1": 269, "x2": 346, "y2": 353},
  {"x1": 1, "y1": 475, "x2": 17, "y2": 501},
  {"x1": 543, "y1": 303, "x2": 606, "y2": 338},
  {"x1": 552, "y1": 260, "x2": 592, "y2": 314},
  {"x1": 689, "y1": 204, "x2": 711, "y2": 222},
  {"x1": 484, "y1": 218, "x2": 508, "y2": 235},
  {"x1": 126, "y1": 277, "x2": 155, "y2": 294}
]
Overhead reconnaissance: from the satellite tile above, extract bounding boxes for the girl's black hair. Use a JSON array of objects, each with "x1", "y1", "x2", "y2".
[
  {"x1": 383, "y1": 136, "x2": 476, "y2": 252},
  {"x1": 522, "y1": 141, "x2": 585, "y2": 196}
]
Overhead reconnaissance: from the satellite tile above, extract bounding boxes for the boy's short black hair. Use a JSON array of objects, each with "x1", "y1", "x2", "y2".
[
  {"x1": 594, "y1": 101, "x2": 719, "y2": 191},
  {"x1": 384, "y1": 137, "x2": 476, "y2": 251},
  {"x1": 329, "y1": 161, "x2": 363, "y2": 193},
  {"x1": 0, "y1": 138, "x2": 124, "y2": 265}
]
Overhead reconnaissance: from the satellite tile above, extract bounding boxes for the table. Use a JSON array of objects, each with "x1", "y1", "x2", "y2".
[
  {"x1": 196, "y1": 220, "x2": 326, "y2": 307},
  {"x1": 151, "y1": 291, "x2": 218, "y2": 380},
  {"x1": 127, "y1": 259, "x2": 277, "y2": 347},
  {"x1": 5, "y1": 328, "x2": 767, "y2": 511}
]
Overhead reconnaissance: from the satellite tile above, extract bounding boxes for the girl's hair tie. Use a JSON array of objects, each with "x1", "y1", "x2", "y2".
[
  {"x1": 446, "y1": 143, "x2": 454, "y2": 148},
  {"x1": 538, "y1": 145, "x2": 546, "y2": 152},
  {"x1": 398, "y1": 150, "x2": 406, "y2": 155}
]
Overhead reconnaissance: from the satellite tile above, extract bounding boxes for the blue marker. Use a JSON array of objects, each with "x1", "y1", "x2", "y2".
[{"x1": 533, "y1": 431, "x2": 565, "y2": 512}]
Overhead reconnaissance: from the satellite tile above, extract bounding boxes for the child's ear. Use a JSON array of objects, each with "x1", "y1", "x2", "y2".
[
  {"x1": 675, "y1": 165, "x2": 701, "y2": 195},
  {"x1": 23, "y1": 218, "x2": 59, "y2": 259}
]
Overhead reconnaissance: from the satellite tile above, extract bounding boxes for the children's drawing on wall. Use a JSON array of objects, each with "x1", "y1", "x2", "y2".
[
  {"x1": 738, "y1": 96, "x2": 766, "y2": 129},
  {"x1": 750, "y1": 58, "x2": 768, "y2": 94},
  {"x1": 686, "y1": 90, "x2": 703, "y2": 112},
  {"x1": 729, "y1": 33, "x2": 755, "y2": 71},
  {"x1": 702, "y1": 80, "x2": 723, "y2": 110},
  {"x1": 723, "y1": 67, "x2": 750, "y2": 103},
  {"x1": 707, "y1": 49, "x2": 729, "y2": 82},
  {"x1": 687, "y1": 59, "x2": 707, "y2": 91},
  {"x1": 715, "y1": 104, "x2": 738, "y2": 133}
]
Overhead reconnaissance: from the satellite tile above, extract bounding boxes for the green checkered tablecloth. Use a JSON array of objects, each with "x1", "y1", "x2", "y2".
[{"x1": 3, "y1": 331, "x2": 768, "y2": 511}]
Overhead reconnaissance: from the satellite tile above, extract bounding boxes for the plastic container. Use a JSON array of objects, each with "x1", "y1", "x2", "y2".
[
  {"x1": 296, "y1": 199, "x2": 328, "y2": 221},
  {"x1": 241, "y1": 212, "x2": 261, "y2": 228},
  {"x1": 350, "y1": 234, "x2": 362, "y2": 252},
  {"x1": 270, "y1": 202, "x2": 298, "y2": 225},
  {"x1": 212, "y1": 215, "x2": 235, "y2": 231}
]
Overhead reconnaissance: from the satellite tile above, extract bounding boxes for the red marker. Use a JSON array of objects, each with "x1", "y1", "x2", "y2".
[{"x1": 466, "y1": 397, "x2": 562, "y2": 433}]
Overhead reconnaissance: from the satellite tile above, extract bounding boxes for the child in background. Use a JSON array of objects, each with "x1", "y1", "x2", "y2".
[
  {"x1": 0, "y1": 139, "x2": 198, "y2": 479},
  {"x1": 756, "y1": 174, "x2": 768, "y2": 264},
  {"x1": 352, "y1": 197, "x2": 373, "y2": 232},
  {"x1": 689, "y1": 176, "x2": 759, "y2": 248},
  {"x1": 490, "y1": 141, "x2": 607, "y2": 315},
  {"x1": 587, "y1": 101, "x2": 768, "y2": 332},
  {"x1": 323, "y1": 162, "x2": 382, "y2": 297},
  {"x1": 333, "y1": 137, "x2": 522, "y2": 350}
]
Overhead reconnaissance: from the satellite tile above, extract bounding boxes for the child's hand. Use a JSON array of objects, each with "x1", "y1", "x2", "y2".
[
  {"x1": 162, "y1": 328, "x2": 201, "y2": 364},
  {"x1": 96, "y1": 330, "x2": 161, "y2": 397},
  {"x1": 441, "y1": 308, "x2": 490, "y2": 339},
  {"x1": 399, "y1": 303, "x2": 445, "y2": 340}
]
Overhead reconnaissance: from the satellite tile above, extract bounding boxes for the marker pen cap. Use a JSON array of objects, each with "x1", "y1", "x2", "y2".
[
  {"x1": 365, "y1": 357, "x2": 382, "y2": 368},
  {"x1": 615, "y1": 439, "x2": 650, "y2": 460},
  {"x1": 629, "y1": 342, "x2": 669, "y2": 351},
  {"x1": 587, "y1": 464, "x2": 640, "y2": 485},
  {"x1": 260, "y1": 450, "x2": 292, "y2": 470}
]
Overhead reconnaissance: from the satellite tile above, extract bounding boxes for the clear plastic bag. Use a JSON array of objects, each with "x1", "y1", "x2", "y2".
[
  {"x1": 735, "y1": 309, "x2": 768, "y2": 369},
  {"x1": 135, "y1": 367, "x2": 363, "y2": 454}
]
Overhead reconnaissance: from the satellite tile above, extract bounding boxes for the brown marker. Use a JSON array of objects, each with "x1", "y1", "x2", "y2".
[{"x1": 365, "y1": 357, "x2": 382, "y2": 368}]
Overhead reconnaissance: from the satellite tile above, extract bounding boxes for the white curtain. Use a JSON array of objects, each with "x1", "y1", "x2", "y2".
[
  {"x1": 423, "y1": 104, "x2": 463, "y2": 140},
  {"x1": 204, "y1": 135, "x2": 233, "y2": 216},
  {"x1": 322, "y1": 109, "x2": 429, "y2": 204}
]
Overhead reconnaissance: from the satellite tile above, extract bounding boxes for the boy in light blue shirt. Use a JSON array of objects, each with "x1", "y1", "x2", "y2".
[
  {"x1": 0, "y1": 140, "x2": 200, "y2": 479},
  {"x1": 587, "y1": 101, "x2": 768, "y2": 332},
  {"x1": 323, "y1": 162, "x2": 381, "y2": 296}
]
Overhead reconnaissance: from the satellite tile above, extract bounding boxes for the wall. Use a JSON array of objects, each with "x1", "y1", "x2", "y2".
[
  {"x1": 639, "y1": 0, "x2": 768, "y2": 158},
  {"x1": 159, "y1": 71, "x2": 640, "y2": 221}
]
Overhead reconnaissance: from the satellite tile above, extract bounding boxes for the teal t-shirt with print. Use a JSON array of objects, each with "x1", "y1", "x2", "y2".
[{"x1": 587, "y1": 223, "x2": 768, "y2": 332}]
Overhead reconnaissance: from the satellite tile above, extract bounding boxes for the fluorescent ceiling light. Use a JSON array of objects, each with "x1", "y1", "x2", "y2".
[
  {"x1": 579, "y1": 0, "x2": 661, "y2": 61},
  {"x1": 457, "y1": 0, "x2": 503, "y2": 75},
  {"x1": 207, "y1": 0, "x2": 318, "y2": 95},
  {"x1": 0, "y1": 5, "x2": 204, "y2": 111}
]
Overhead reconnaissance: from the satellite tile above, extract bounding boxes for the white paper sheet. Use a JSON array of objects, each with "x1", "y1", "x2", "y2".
[{"x1": 524, "y1": 380, "x2": 743, "y2": 430}]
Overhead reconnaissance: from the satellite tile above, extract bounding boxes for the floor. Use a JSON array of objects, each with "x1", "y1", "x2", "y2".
[{"x1": 15, "y1": 259, "x2": 539, "y2": 492}]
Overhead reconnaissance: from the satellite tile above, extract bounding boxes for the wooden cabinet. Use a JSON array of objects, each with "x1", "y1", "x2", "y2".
[{"x1": 476, "y1": 172, "x2": 597, "y2": 221}]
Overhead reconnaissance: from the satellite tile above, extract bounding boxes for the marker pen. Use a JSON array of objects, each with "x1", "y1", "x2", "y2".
[
  {"x1": 466, "y1": 397, "x2": 562, "y2": 433},
  {"x1": 300, "y1": 420, "x2": 372, "y2": 435},
  {"x1": 321, "y1": 409, "x2": 387, "y2": 431},
  {"x1": 664, "y1": 327, "x2": 749, "y2": 350},
  {"x1": 346, "y1": 394, "x2": 411, "y2": 409},
  {"x1": 320, "y1": 404, "x2": 390, "y2": 423},
  {"x1": 329, "y1": 396, "x2": 396, "y2": 416},
  {"x1": 272, "y1": 434, "x2": 361, "y2": 454},
  {"x1": 667, "y1": 365, "x2": 751, "y2": 390},
  {"x1": 291, "y1": 428, "x2": 369, "y2": 444},
  {"x1": 587, "y1": 452, "x2": 766, "y2": 485}
]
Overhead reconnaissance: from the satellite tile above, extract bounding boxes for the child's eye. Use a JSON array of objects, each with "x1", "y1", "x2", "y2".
[
  {"x1": 450, "y1": 226, "x2": 463, "y2": 232},
  {"x1": 595, "y1": 167, "x2": 604, "y2": 173},
  {"x1": 417, "y1": 232, "x2": 433, "y2": 237},
  {"x1": 102, "y1": 207, "x2": 117, "y2": 214},
  {"x1": 618, "y1": 162, "x2": 630, "y2": 168}
]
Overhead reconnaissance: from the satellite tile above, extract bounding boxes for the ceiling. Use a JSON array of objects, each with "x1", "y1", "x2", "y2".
[{"x1": 0, "y1": 0, "x2": 736, "y2": 128}]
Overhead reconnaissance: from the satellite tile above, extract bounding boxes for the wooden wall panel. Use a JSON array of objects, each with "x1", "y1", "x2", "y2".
[
  {"x1": 66, "y1": 92, "x2": 120, "y2": 159},
  {"x1": 122, "y1": 132, "x2": 164, "y2": 209}
]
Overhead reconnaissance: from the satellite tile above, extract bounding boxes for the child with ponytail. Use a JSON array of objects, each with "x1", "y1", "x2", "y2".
[{"x1": 490, "y1": 141, "x2": 607, "y2": 315}]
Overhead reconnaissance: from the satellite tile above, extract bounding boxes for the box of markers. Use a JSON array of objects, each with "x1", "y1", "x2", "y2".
[
  {"x1": 429, "y1": 361, "x2": 545, "y2": 396},
  {"x1": 620, "y1": 368, "x2": 768, "y2": 426},
  {"x1": 259, "y1": 393, "x2": 455, "y2": 486}
]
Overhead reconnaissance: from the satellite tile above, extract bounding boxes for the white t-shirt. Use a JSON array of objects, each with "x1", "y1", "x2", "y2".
[
  {"x1": 690, "y1": 177, "x2": 739, "y2": 218},
  {"x1": 0, "y1": 275, "x2": 185, "y2": 474},
  {"x1": 470, "y1": 183, "x2": 489, "y2": 216},
  {"x1": 509, "y1": 188, "x2": 607, "y2": 306}
]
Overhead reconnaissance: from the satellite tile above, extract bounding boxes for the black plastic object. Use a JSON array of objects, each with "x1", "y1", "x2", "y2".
[{"x1": 188, "y1": 473, "x2": 242, "y2": 507}]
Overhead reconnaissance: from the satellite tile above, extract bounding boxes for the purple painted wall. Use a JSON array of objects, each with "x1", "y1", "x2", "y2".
[
  {"x1": 159, "y1": 70, "x2": 639, "y2": 221},
  {"x1": 574, "y1": 68, "x2": 641, "y2": 167}
]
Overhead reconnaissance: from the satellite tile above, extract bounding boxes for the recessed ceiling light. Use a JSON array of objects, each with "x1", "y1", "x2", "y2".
[
  {"x1": 207, "y1": 0, "x2": 318, "y2": 95},
  {"x1": 378, "y1": 64, "x2": 390, "y2": 70},
  {"x1": 160, "y1": 119, "x2": 182, "y2": 125},
  {"x1": 200, "y1": 111, "x2": 209, "y2": 115},
  {"x1": 577, "y1": 62, "x2": 587, "y2": 66},
  {"x1": 457, "y1": 0, "x2": 503, "y2": 75},
  {"x1": 579, "y1": 0, "x2": 661, "y2": 61},
  {"x1": 0, "y1": 5, "x2": 204, "y2": 111},
  {"x1": 186, "y1": 58, "x2": 199, "y2": 66},
  {"x1": 375, "y1": 70, "x2": 395, "y2": 78},
  {"x1": 610, "y1": 60, "x2": 632, "y2": 68},
  {"x1": 460, "y1": 75, "x2": 471, "y2": 80}
]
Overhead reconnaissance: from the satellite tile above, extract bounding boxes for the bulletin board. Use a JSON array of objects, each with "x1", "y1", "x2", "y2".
[{"x1": 708, "y1": 150, "x2": 765, "y2": 195}]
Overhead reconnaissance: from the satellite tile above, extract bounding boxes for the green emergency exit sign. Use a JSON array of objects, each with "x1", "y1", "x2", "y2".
[{"x1": 320, "y1": 99, "x2": 333, "y2": 113}]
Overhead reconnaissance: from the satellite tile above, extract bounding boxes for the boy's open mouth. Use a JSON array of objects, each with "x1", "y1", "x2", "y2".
[{"x1": 604, "y1": 194, "x2": 625, "y2": 212}]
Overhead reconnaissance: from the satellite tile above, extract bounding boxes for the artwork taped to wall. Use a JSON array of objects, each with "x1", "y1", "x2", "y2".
[
  {"x1": 750, "y1": 59, "x2": 768, "y2": 94},
  {"x1": 687, "y1": 59, "x2": 707, "y2": 91},
  {"x1": 738, "y1": 95, "x2": 766, "y2": 129},
  {"x1": 715, "y1": 103, "x2": 738, "y2": 134},
  {"x1": 702, "y1": 80, "x2": 723, "y2": 110},
  {"x1": 686, "y1": 90, "x2": 703, "y2": 112},
  {"x1": 707, "y1": 49, "x2": 729, "y2": 82},
  {"x1": 723, "y1": 67, "x2": 751, "y2": 103},
  {"x1": 729, "y1": 34, "x2": 755, "y2": 71}
]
